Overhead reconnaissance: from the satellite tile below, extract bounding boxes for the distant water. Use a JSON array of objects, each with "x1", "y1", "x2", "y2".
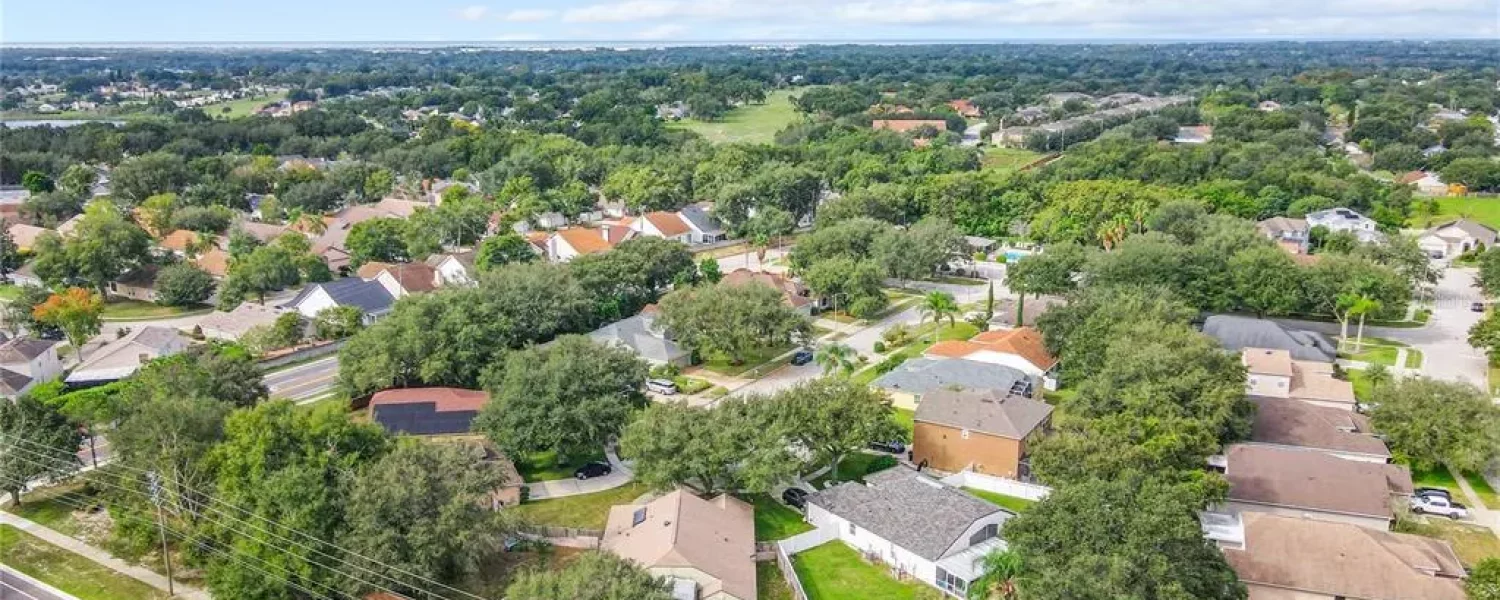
[{"x1": 0, "y1": 119, "x2": 124, "y2": 128}]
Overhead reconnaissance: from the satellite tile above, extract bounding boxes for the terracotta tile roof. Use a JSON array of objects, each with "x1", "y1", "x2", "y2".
[
  {"x1": 159, "y1": 229, "x2": 201, "y2": 252},
  {"x1": 926, "y1": 340, "x2": 984, "y2": 358},
  {"x1": 193, "y1": 247, "x2": 231, "y2": 278},
  {"x1": 642, "y1": 211, "x2": 691, "y2": 237},
  {"x1": 555, "y1": 227, "x2": 615, "y2": 255},
  {"x1": 603, "y1": 490, "x2": 757, "y2": 600},
  {"x1": 720, "y1": 269, "x2": 812, "y2": 308},
  {"x1": 356, "y1": 261, "x2": 398, "y2": 280},
  {"x1": 1226, "y1": 444, "x2": 1411, "y2": 519},
  {"x1": 1224, "y1": 512, "x2": 1465, "y2": 600},
  {"x1": 927, "y1": 327, "x2": 1057, "y2": 371},
  {"x1": 872, "y1": 119, "x2": 948, "y2": 133}
]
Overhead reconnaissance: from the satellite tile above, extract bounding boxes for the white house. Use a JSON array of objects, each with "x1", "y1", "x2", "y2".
[
  {"x1": 1418, "y1": 219, "x2": 1497, "y2": 259},
  {"x1": 544, "y1": 226, "x2": 634, "y2": 262},
  {"x1": 677, "y1": 203, "x2": 727, "y2": 245},
  {"x1": 1306, "y1": 207, "x2": 1381, "y2": 244},
  {"x1": 804, "y1": 467, "x2": 1013, "y2": 597},
  {"x1": 627, "y1": 211, "x2": 694, "y2": 243},
  {"x1": 1242, "y1": 348, "x2": 1357, "y2": 411},
  {"x1": 280, "y1": 278, "x2": 395, "y2": 324},
  {"x1": 1398, "y1": 170, "x2": 1450, "y2": 196},
  {"x1": 424, "y1": 251, "x2": 479, "y2": 287},
  {"x1": 66, "y1": 327, "x2": 187, "y2": 385},
  {"x1": 0, "y1": 337, "x2": 62, "y2": 398}
]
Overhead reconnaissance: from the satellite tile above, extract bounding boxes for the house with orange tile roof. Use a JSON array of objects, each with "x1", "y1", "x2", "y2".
[
  {"x1": 5, "y1": 223, "x2": 53, "y2": 252},
  {"x1": 193, "y1": 247, "x2": 232, "y2": 278},
  {"x1": 158, "y1": 229, "x2": 204, "y2": 255},
  {"x1": 924, "y1": 327, "x2": 1060, "y2": 390},
  {"x1": 627, "y1": 211, "x2": 693, "y2": 243},
  {"x1": 544, "y1": 226, "x2": 635, "y2": 262},
  {"x1": 947, "y1": 99, "x2": 981, "y2": 118}
]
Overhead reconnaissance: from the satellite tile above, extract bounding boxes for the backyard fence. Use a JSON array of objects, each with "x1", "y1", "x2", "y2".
[
  {"x1": 775, "y1": 541, "x2": 811, "y2": 600},
  {"x1": 517, "y1": 525, "x2": 603, "y2": 546},
  {"x1": 941, "y1": 470, "x2": 1052, "y2": 501}
]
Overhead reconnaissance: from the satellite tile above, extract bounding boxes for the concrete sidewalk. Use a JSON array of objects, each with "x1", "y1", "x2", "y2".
[
  {"x1": 524, "y1": 446, "x2": 634, "y2": 500},
  {"x1": 1452, "y1": 472, "x2": 1500, "y2": 537},
  {"x1": 0, "y1": 511, "x2": 209, "y2": 599}
]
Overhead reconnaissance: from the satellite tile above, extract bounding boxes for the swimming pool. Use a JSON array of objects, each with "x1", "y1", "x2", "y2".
[{"x1": 1003, "y1": 249, "x2": 1034, "y2": 262}]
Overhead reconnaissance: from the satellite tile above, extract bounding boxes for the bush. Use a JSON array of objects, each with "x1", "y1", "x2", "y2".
[
  {"x1": 875, "y1": 353, "x2": 909, "y2": 374},
  {"x1": 873, "y1": 341, "x2": 887, "y2": 353},
  {"x1": 153, "y1": 263, "x2": 216, "y2": 307},
  {"x1": 650, "y1": 363, "x2": 682, "y2": 379}
]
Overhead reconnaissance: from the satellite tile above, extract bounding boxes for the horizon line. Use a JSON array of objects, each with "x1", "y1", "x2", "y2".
[{"x1": 4, "y1": 37, "x2": 1498, "y2": 48}]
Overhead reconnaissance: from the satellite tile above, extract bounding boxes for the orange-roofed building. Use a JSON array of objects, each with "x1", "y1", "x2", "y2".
[
  {"x1": 627, "y1": 211, "x2": 692, "y2": 243},
  {"x1": 872, "y1": 119, "x2": 948, "y2": 134},
  {"x1": 193, "y1": 247, "x2": 232, "y2": 278},
  {"x1": 925, "y1": 327, "x2": 1059, "y2": 389},
  {"x1": 721, "y1": 269, "x2": 821, "y2": 315},
  {"x1": 948, "y1": 99, "x2": 981, "y2": 118},
  {"x1": 544, "y1": 226, "x2": 635, "y2": 262},
  {"x1": 158, "y1": 229, "x2": 203, "y2": 255}
]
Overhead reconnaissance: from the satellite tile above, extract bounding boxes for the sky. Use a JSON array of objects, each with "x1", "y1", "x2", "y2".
[{"x1": 3, "y1": 0, "x2": 1498, "y2": 44}]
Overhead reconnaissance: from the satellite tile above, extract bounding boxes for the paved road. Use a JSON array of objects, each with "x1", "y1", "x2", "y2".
[
  {"x1": 1, "y1": 566, "x2": 74, "y2": 600},
  {"x1": 264, "y1": 355, "x2": 341, "y2": 402}
]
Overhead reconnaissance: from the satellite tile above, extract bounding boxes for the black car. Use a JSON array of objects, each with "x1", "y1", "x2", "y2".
[
  {"x1": 790, "y1": 349, "x2": 815, "y2": 366},
  {"x1": 869, "y1": 440, "x2": 907, "y2": 454},
  {"x1": 1415, "y1": 487, "x2": 1453, "y2": 500},
  {"x1": 782, "y1": 487, "x2": 810, "y2": 509},
  {"x1": 1473, "y1": 302, "x2": 1487, "y2": 313},
  {"x1": 574, "y1": 461, "x2": 612, "y2": 480}
]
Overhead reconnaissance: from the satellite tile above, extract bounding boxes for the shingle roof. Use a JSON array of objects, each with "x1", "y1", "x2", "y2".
[
  {"x1": 66, "y1": 326, "x2": 185, "y2": 384},
  {"x1": 677, "y1": 203, "x2": 723, "y2": 234},
  {"x1": 588, "y1": 314, "x2": 688, "y2": 364},
  {"x1": 1225, "y1": 444, "x2": 1411, "y2": 519},
  {"x1": 603, "y1": 490, "x2": 757, "y2": 600},
  {"x1": 0, "y1": 337, "x2": 56, "y2": 364},
  {"x1": 285, "y1": 278, "x2": 395, "y2": 315},
  {"x1": 873, "y1": 358, "x2": 1033, "y2": 397},
  {"x1": 1255, "y1": 216, "x2": 1308, "y2": 237},
  {"x1": 720, "y1": 269, "x2": 812, "y2": 308},
  {"x1": 1429, "y1": 219, "x2": 1499, "y2": 245},
  {"x1": 914, "y1": 389, "x2": 1052, "y2": 440},
  {"x1": 806, "y1": 467, "x2": 1007, "y2": 561},
  {"x1": 1249, "y1": 397, "x2": 1390, "y2": 459},
  {"x1": 1242, "y1": 348, "x2": 1294, "y2": 377},
  {"x1": 7, "y1": 223, "x2": 52, "y2": 249},
  {"x1": 0, "y1": 367, "x2": 33, "y2": 395},
  {"x1": 1224, "y1": 513, "x2": 1465, "y2": 600},
  {"x1": 369, "y1": 387, "x2": 489, "y2": 436},
  {"x1": 1202, "y1": 315, "x2": 1336, "y2": 362}
]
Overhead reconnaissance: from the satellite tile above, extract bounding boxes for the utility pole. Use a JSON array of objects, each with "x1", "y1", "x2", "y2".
[{"x1": 146, "y1": 472, "x2": 176, "y2": 597}]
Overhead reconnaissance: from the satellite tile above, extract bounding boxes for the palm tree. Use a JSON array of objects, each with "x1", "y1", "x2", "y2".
[
  {"x1": 920, "y1": 291, "x2": 960, "y2": 344},
  {"x1": 1350, "y1": 295, "x2": 1382, "y2": 353},
  {"x1": 967, "y1": 548, "x2": 1023, "y2": 600},
  {"x1": 1366, "y1": 363, "x2": 1392, "y2": 388},
  {"x1": 815, "y1": 343, "x2": 858, "y2": 376}
]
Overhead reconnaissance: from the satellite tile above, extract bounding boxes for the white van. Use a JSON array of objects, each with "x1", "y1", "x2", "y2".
[{"x1": 646, "y1": 379, "x2": 679, "y2": 395}]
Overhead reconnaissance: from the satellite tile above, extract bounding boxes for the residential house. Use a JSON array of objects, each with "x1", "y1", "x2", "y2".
[
  {"x1": 1219, "y1": 444, "x2": 1412, "y2": 531},
  {"x1": 232, "y1": 220, "x2": 290, "y2": 244},
  {"x1": 357, "y1": 262, "x2": 439, "y2": 298},
  {"x1": 6, "y1": 223, "x2": 52, "y2": 252},
  {"x1": 109, "y1": 265, "x2": 162, "y2": 302},
  {"x1": 281, "y1": 278, "x2": 395, "y2": 324},
  {"x1": 1248, "y1": 396, "x2": 1390, "y2": 463},
  {"x1": 923, "y1": 327, "x2": 1060, "y2": 390},
  {"x1": 0, "y1": 338, "x2": 62, "y2": 398},
  {"x1": 312, "y1": 198, "x2": 430, "y2": 272},
  {"x1": 602, "y1": 489, "x2": 756, "y2": 600},
  {"x1": 588, "y1": 308, "x2": 691, "y2": 367},
  {"x1": 677, "y1": 203, "x2": 726, "y2": 244},
  {"x1": 1042, "y1": 92, "x2": 1092, "y2": 106},
  {"x1": 196, "y1": 303, "x2": 285, "y2": 341},
  {"x1": 1418, "y1": 218, "x2": 1497, "y2": 259},
  {"x1": 872, "y1": 358, "x2": 1037, "y2": 411},
  {"x1": 192, "y1": 247, "x2": 231, "y2": 278},
  {"x1": 872, "y1": 119, "x2": 948, "y2": 134},
  {"x1": 1255, "y1": 216, "x2": 1310, "y2": 255},
  {"x1": 1201, "y1": 315, "x2": 1338, "y2": 363},
  {"x1": 0, "y1": 188, "x2": 29, "y2": 223},
  {"x1": 532, "y1": 212, "x2": 568, "y2": 230},
  {"x1": 1243, "y1": 348, "x2": 1357, "y2": 411},
  {"x1": 66, "y1": 326, "x2": 187, "y2": 385},
  {"x1": 947, "y1": 99, "x2": 981, "y2": 118},
  {"x1": 1306, "y1": 207, "x2": 1382, "y2": 244},
  {"x1": 626, "y1": 211, "x2": 694, "y2": 243},
  {"x1": 805, "y1": 467, "x2": 1013, "y2": 597},
  {"x1": 1256, "y1": 100, "x2": 1283, "y2": 112},
  {"x1": 157, "y1": 229, "x2": 204, "y2": 256},
  {"x1": 720, "y1": 269, "x2": 819, "y2": 315},
  {"x1": 55, "y1": 214, "x2": 85, "y2": 237},
  {"x1": 1220, "y1": 512, "x2": 1465, "y2": 600},
  {"x1": 912, "y1": 389, "x2": 1052, "y2": 480},
  {"x1": 366, "y1": 387, "x2": 522, "y2": 507},
  {"x1": 424, "y1": 251, "x2": 478, "y2": 286},
  {"x1": 1398, "y1": 170, "x2": 1450, "y2": 196},
  {"x1": 544, "y1": 226, "x2": 635, "y2": 262}
]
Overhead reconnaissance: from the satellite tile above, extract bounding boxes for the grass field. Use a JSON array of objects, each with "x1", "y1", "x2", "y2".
[
  {"x1": 669, "y1": 90, "x2": 803, "y2": 145},
  {"x1": 891, "y1": 408, "x2": 915, "y2": 438},
  {"x1": 791, "y1": 542, "x2": 929, "y2": 600},
  {"x1": 981, "y1": 146, "x2": 1044, "y2": 172},
  {"x1": 203, "y1": 92, "x2": 286, "y2": 120},
  {"x1": 740, "y1": 493, "x2": 814, "y2": 541},
  {"x1": 703, "y1": 343, "x2": 795, "y2": 377},
  {"x1": 962, "y1": 487, "x2": 1037, "y2": 513},
  {"x1": 1408, "y1": 196, "x2": 1500, "y2": 230},
  {"x1": 507, "y1": 482, "x2": 650, "y2": 530},
  {"x1": 0, "y1": 284, "x2": 23, "y2": 302},
  {"x1": 758, "y1": 561, "x2": 796, "y2": 600},
  {"x1": 0, "y1": 524, "x2": 171, "y2": 600},
  {"x1": 100, "y1": 299, "x2": 211, "y2": 321},
  {"x1": 3, "y1": 480, "x2": 101, "y2": 537},
  {"x1": 515, "y1": 448, "x2": 607, "y2": 483},
  {"x1": 1396, "y1": 517, "x2": 1500, "y2": 566}
]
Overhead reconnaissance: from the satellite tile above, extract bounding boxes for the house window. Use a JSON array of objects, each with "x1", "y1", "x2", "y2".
[
  {"x1": 968, "y1": 523, "x2": 998, "y2": 546},
  {"x1": 935, "y1": 567, "x2": 967, "y2": 594},
  {"x1": 632, "y1": 508, "x2": 647, "y2": 527}
]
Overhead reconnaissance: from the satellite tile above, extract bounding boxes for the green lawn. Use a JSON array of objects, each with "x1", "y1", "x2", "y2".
[
  {"x1": 791, "y1": 542, "x2": 930, "y2": 600},
  {"x1": 3, "y1": 480, "x2": 101, "y2": 537},
  {"x1": 0, "y1": 284, "x2": 23, "y2": 301},
  {"x1": 0, "y1": 525, "x2": 171, "y2": 600},
  {"x1": 1346, "y1": 369, "x2": 1375, "y2": 403},
  {"x1": 100, "y1": 299, "x2": 211, "y2": 321},
  {"x1": 515, "y1": 448, "x2": 607, "y2": 483},
  {"x1": 962, "y1": 487, "x2": 1037, "y2": 513},
  {"x1": 1462, "y1": 472, "x2": 1500, "y2": 509},
  {"x1": 669, "y1": 89, "x2": 804, "y2": 145},
  {"x1": 672, "y1": 376, "x2": 713, "y2": 395},
  {"x1": 1408, "y1": 196, "x2": 1500, "y2": 230},
  {"x1": 811, "y1": 453, "x2": 898, "y2": 489},
  {"x1": 758, "y1": 560, "x2": 795, "y2": 600},
  {"x1": 1409, "y1": 462, "x2": 1460, "y2": 493},
  {"x1": 1342, "y1": 345, "x2": 1399, "y2": 366},
  {"x1": 1395, "y1": 517, "x2": 1500, "y2": 566},
  {"x1": 203, "y1": 92, "x2": 286, "y2": 120},
  {"x1": 703, "y1": 344, "x2": 795, "y2": 377},
  {"x1": 981, "y1": 147, "x2": 1044, "y2": 172},
  {"x1": 1404, "y1": 349, "x2": 1425, "y2": 369},
  {"x1": 740, "y1": 493, "x2": 813, "y2": 541},
  {"x1": 507, "y1": 482, "x2": 650, "y2": 530}
]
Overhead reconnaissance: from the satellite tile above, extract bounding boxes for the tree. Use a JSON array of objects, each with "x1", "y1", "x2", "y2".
[
  {"x1": 814, "y1": 343, "x2": 859, "y2": 376},
  {"x1": 475, "y1": 335, "x2": 648, "y2": 463},
  {"x1": 968, "y1": 549, "x2": 1023, "y2": 600},
  {"x1": 620, "y1": 398, "x2": 796, "y2": 495},
  {"x1": 138, "y1": 192, "x2": 178, "y2": 235},
  {"x1": 475, "y1": 233, "x2": 538, "y2": 271},
  {"x1": 313, "y1": 305, "x2": 363, "y2": 340},
  {"x1": 3, "y1": 285, "x2": 60, "y2": 338},
  {"x1": 771, "y1": 378, "x2": 902, "y2": 481},
  {"x1": 1035, "y1": 284, "x2": 1195, "y2": 383},
  {"x1": 57, "y1": 163, "x2": 98, "y2": 199},
  {"x1": 1478, "y1": 247, "x2": 1500, "y2": 296},
  {"x1": 1348, "y1": 295, "x2": 1382, "y2": 352},
  {"x1": 21, "y1": 170, "x2": 55, "y2": 194},
  {"x1": 0, "y1": 226, "x2": 20, "y2": 283},
  {"x1": 33, "y1": 288, "x2": 103, "y2": 358},
  {"x1": 656, "y1": 282, "x2": 809, "y2": 365},
  {"x1": 346, "y1": 218, "x2": 410, "y2": 266},
  {"x1": 50, "y1": 201, "x2": 152, "y2": 296},
  {"x1": 130, "y1": 343, "x2": 269, "y2": 409},
  {"x1": 744, "y1": 205, "x2": 796, "y2": 262},
  {"x1": 342, "y1": 441, "x2": 515, "y2": 591},
  {"x1": 110, "y1": 152, "x2": 191, "y2": 203},
  {"x1": 1003, "y1": 473, "x2": 1245, "y2": 600},
  {"x1": 1005, "y1": 243, "x2": 1086, "y2": 326},
  {"x1": 1227, "y1": 245, "x2": 1300, "y2": 317},
  {"x1": 698, "y1": 257, "x2": 722, "y2": 283},
  {"x1": 1469, "y1": 557, "x2": 1500, "y2": 600},
  {"x1": 504, "y1": 551, "x2": 671, "y2": 600},
  {"x1": 1368, "y1": 377, "x2": 1500, "y2": 472},
  {"x1": 0, "y1": 395, "x2": 81, "y2": 506},
  {"x1": 1470, "y1": 312, "x2": 1500, "y2": 365},
  {"x1": 154, "y1": 263, "x2": 216, "y2": 307},
  {"x1": 918, "y1": 291, "x2": 959, "y2": 343},
  {"x1": 224, "y1": 243, "x2": 301, "y2": 304}
]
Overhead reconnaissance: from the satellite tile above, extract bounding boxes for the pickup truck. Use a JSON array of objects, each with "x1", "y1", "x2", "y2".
[{"x1": 1410, "y1": 493, "x2": 1468, "y2": 520}]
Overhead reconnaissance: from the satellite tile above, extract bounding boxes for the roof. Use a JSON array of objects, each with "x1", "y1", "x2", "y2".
[
  {"x1": 1428, "y1": 219, "x2": 1499, "y2": 245},
  {"x1": 677, "y1": 203, "x2": 723, "y2": 234},
  {"x1": 1255, "y1": 216, "x2": 1307, "y2": 237},
  {"x1": 369, "y1": 387, "x2": 489, "y2": 436},
  {"x1": 1396, "y1": 170, "x2": 1427, "y2": 185},
  {"x1": 1249, "y1": 397, "x2": 1390, "y2": 459},
  {"x1": 376, "y1": 262, "x2": 439, "y2": 294},
  {"x1": 0, "y1": 337, "x2": 56, "y2": 364},
  {"x1": 926, "y1": 327, "x2": 1057, "y2": 372},
  {"x1": 66, "y1": 326, "x2": 185, "y2": 384},
  {"x1": 720, "y1": 269, "x2": 812, "y2": 308},
  {"x1": 1225, "y1": 444, "x2": 1412, "y2": 519},
  {"x1": 331, "y1": 198, "x2": 426, "y2": 223},
  {"x1": 642, "y1": 211, "x2": 691, "y2": 237},
  {"x1": 196, "y1": 303, "x2": 285, "y2": 339},
  {"x1": 234, "y1": 221, "x2": 290, "y2": 243},
  {"x1": 588, "y1": 313, "x2": 689, "y2": 363},
  {"x1": 1242, "y1": 348, "x2": 1294, "y2": 377},
  {"x1": 425, "y1": 250, "x2": 477, "y2": 272},
  {"x1": 356, "y1": 261, "x2": 398, "y2": 279},
  {"x1": 553, "y1": 227, "x2": 625, "y2": 256},
  {"x1": 806, "y1": 467, "x2": 1007, "y2": 561},
  {"x1": 1224, "y1": 512, "x2": 1465, "y2": 600},
  {"x1": 1202, "y1": 316, "x2": 1337, "y2": 362},
  {"x1": 1286, "y1": 360, "x2": 1356, "y2": 405},
  {"x1": 113, "y1": 264, "x2": 161, "y2": 290},
  {"x1": 7, "y1": 223, "x2": 52, "y2": 249},
  {"x1": 0, "y1": 367, "x2": 32, "y2": 395},
  {"x1": 871, "y1": 119, "x2": 948, "y2": 133},
  {"x1": 914, "y1": 389, "x2": 1052, "y2": 440},
  {"x1": 193, "y1": 247, "x2": 231, "y2": 278},
  {"x1": 284, "y1": 278, "x2": 395, "y2": 315},
  {"x1": 873, "y1": 358, "x2": 1034, "y2": 397},
  {"x1": 603, "y1": 490, "x2": 756, "y2": 600},
  {"x1": 158, "y1": 229, "x2": 202, "y2": 252}
]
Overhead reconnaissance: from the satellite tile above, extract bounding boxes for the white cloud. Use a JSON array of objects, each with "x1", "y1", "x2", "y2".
[
  {"x1": 635, "y1": 23, "x2": 690, "y2": 39},
  {"x1": 455, "y1": 5, "x2": 490, "y2": 21},
  {"x1": 500, "y1": 9, "x2": 556, "y2": 22}
]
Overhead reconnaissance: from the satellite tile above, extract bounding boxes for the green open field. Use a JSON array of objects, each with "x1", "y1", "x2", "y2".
[
  {"x1": 669, "y1": 90, "x2": 804, "y2": 145},
  {"x1": 1408, "y1": 196, "x2": 1500, "y2": 230},
  {"x1": 203, "y1": 92, "x2": 287, "y2": 120},
  {"x1": 100, "y1": 299, "x2": 211, "y2": 321},
  {"x1": 791, "y1": 542, "x2": 930, "y2": 600},
  {"x1": 981, "y1": 146, "x2": 1044, "y2": 172},
  {"x1": 507, "y1": 482, "x2": 650, "y2": 530},
  {"x1": 0, "y1": 525, "x2": 170, "y2": 600},
  {"x1": 515, "y1": 448, "x2": 607, "y2": 483}
]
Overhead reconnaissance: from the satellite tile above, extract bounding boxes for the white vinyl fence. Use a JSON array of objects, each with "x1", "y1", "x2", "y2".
[{"x1": 941, "y1": 471, "x2": 1052, "y2": 502}]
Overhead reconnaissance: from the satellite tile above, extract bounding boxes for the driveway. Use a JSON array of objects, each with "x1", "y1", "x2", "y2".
[{"x1": 524, "y1": 446, "x2": 634, "y2": 500}]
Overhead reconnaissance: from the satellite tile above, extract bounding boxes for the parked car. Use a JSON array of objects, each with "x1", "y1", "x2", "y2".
[
  {"x1": 869, "y1": 440, "x2": 907, "y2": 454},
  {"x1": 574, "y1": 461, "x2": 612, "y2": 480},
  {"x1": 790, "y1": 349, "x2": 815, "y2": 366},
  {"x1": 1472, "y1": 302, "x2": 1487, "y2": 313},
  {"x1": 782, "y1": 487, "x2": 809, "y2": 509},
  {"x1": 646, "y1": 379, "x2": 678, "y2": 395},
  {"x1": 1414, "y1": 487, "x2": 1453, "y2": 501},
  {"x1": 1410, "y1": 493, "x2": 1467, "y2": 519}
]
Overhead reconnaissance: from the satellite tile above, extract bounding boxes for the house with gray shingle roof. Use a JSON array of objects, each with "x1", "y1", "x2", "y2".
[
  {"x1": 804, "y1": 467, "x2": 1013, "y2": 597},
  {"x1": 281, "y1": 278, "x2": 395, "y2": 324},
  {"x1": 1201, "y1": 315, "x2": 1337, "y2": 363},
  {"x1": 676, "y1": 202, "x2": 726, "y2": 245},
  {"x1": 1418, "y1": 218, "x2": 1497, "y2": 259},
  {"x1": 871, "y1": 357, "x2": 1037, "y2": 411},
  {"x1": 587, "y1": 310, "x2": 690, "y2": 367},
  {"x1": 0, "y1": 337, "x2": 62, "y2": 398}
]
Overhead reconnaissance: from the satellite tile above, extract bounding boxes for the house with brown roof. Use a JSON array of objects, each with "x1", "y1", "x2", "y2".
[
  {"x1": 193, "y1": 247, "x2": 231, "y2": 278},
  {"x1": 366, "y1": 388, "x2": 522, "y2": 507},
  {"x1": 912, "y1": 389, "x2": 1052, "y2": 479},
  {"x1": 158, "y1": 229, "x2": 204, "y2": 255},
  {"x1": 602, "y1": 489, "x2": 756, "y2": 600},
  {"x1": 947, "y1": 99, "x2": 981, "y2": 118},
  {"x1": 544, "y1": 226, "x2": 635, "y2": 262},
  {"x1": 626, "y1": 211, "x2": 693, "y2": 243},
  {"x1": 1248, "y1": 396, "x2": 1390, "y2": 463},
  {"x1": 357, "y1": 262, "x2": 439, "y2": 297},
  {"x1": 6, "y1": 223, "x2": 53, "y2": 252},
  {"x1": 924, "y1": 327, "x2": 1059, "y2": 390},
  {"x1": 1221, "y1": 512, "x2": 1465, "y2": 600},
  {"x1": 232, "y1": 220, "x2": 291, "y2": 244},
  {"x1": 720, "y1": 269, "x2": 820, "y2": 315},
  {"x1": 1242, "y1": 348, "x2": 1356, "y2": 411},
  {"x1": 872, "y1": 119, "x2": 948, "y2": 134},
  {"x1": 1220, "y1": 444, "x2": 1412, "y2": 531},
  {"x1": 195, "y1": 303, "x2": 286, "y2": 341},
  {"x1": 1255, "y1": 216, "x2": 1309, "y2": 255}
]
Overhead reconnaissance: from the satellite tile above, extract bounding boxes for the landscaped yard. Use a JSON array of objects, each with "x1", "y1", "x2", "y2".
[
  {"x1": 668, "y1": 89, "x2": 805, "y2": 145},
  {"x1": 100, "y1": 299, "x2": 211, "y2": 321},
  {"x1": 1408, "y1": 196, "x2": 1500, "y2": 230},
  {"x1": 1462, "y1": 471, "x2": 1500, "y2": 509},
  {"x1": 514, "y1": 448, "x2": 607, "y2": 483},
  {"x1": 758, "y1": 561, "x2": 796, "y2": 600},
  {"x1": 703, "y1": 344, "x2": 796, "y2": 377},
  {"x1": 506, "y1": 482, "x2": 650, "y2": 530},
  {"x1": 981, "y1": 146, "x2": 1044, "y2": 172},
  {"x1": 0, "y1": 524, "x2": 171, "y2": 600},
  {"x1": 791, "y1": 541, "x2": 930, "y2": 600},
  {"x1": 962, "y1": 487, "x2": 1037, "y2": 513},
  {"x1": 1396, "y1": 516, "x2": 1500, "y2": 566},
  {"x1": 1339, "y1": 336, "x2": 1410, "y2": 367},
  {"x1": 203, "y1": 92, "x2": 286, "y2": 120},
  {"x1": 1346, "y1": 369, "x2": 1374, "y2": 403},
  {"x1": 890, "y1": 408, "x2": 915, "y2": 438},
  {"x1": 740, "y1": 493, "x2": 814, "y2": 541}
]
